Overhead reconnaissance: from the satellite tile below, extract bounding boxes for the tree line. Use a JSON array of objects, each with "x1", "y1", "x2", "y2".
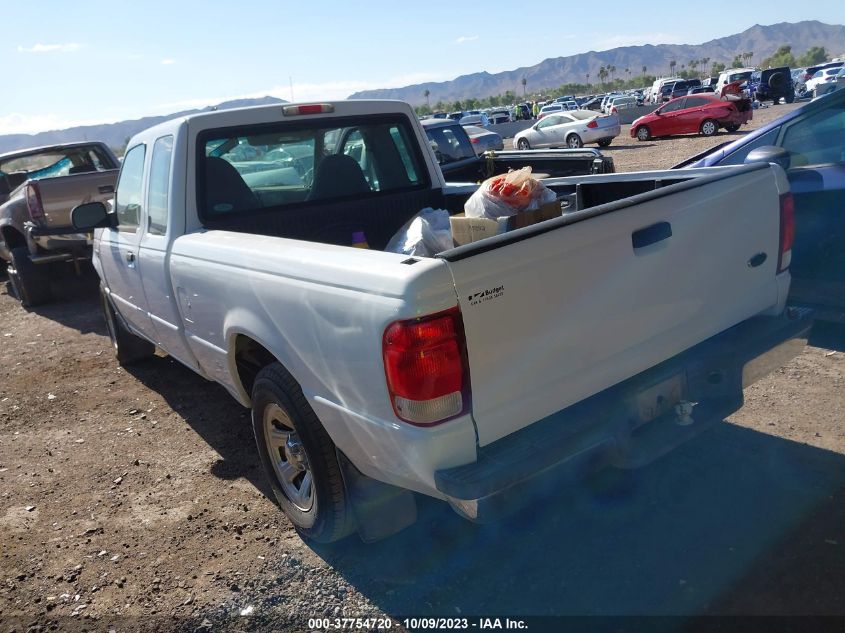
[{"x1": 415, "y1": 45, "x2": 836, "y2": 115}]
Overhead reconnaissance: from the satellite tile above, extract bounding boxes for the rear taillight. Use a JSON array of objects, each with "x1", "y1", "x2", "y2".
[
  {"x1": 611, "y1": 107, "x2": 618, "y2": 114},
  {"x1": 778, "y1": 192, "x2": 795, "y2": 273},
  {"x1": 25, "y1": 183, "x2": 44, "y2": 221},
  {"x1": 383, "y1": 307, "x2": 469, "y2": 426},
  {"x1": 470, "y1": 137, "x2": 479, "y2": 144},
  {"x1": 587, "y1": 120, "x2": 598, "y2": 128}
]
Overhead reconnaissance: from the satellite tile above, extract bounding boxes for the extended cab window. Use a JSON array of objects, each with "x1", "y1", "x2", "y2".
[
  {"x1": 781, "y1": 102, "x2": 845, "y2": 166},
  {"x1": 200, "y1": 117, "x2": 428, "y2": 218},
  {"x1": 115, "y1": 144, "x2": 146, "y2": 230},
  {"x1": 426, "y1": 125, "x2": 476, "y2": 165},
  {"x1": 147, "y1": 136, "x2": 174, "y2": 235}
]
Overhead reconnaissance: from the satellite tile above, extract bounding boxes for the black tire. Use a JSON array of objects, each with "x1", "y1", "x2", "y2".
[
  {"x1": 566, "y1": 133, "x2": 584, "y2": 149},
  {"x1": 7, "y1": 247, "x2": 52, "y2": 307},
  {"x1": 635, "y1": 125, "x2": 651, "y2": 141},
  {"x1": 597, "y1": 138, "x2": 613, "y2": 147},
  {"x1": 723, "y1": 123, "x2": 741, "y2": 133},
  {"x1": 251, "y1": 362, "x2": 351, "y2": 543},
  {"x1": 517, "y1": 138, "x2": 531, "y2": 150},
  {"x1": 100, "y1": 285, "x2": 155, "y2": 365},
  {"x1": 785, "y1": 91, "x2": 795, "y2": 104},
  {"x1": 700, "y1": 119, "x2": 718, "y2": 137}
]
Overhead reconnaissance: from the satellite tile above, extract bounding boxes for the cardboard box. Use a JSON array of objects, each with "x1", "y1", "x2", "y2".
[
  {"x1": 449, "y1": 214, "x2": 502, "y2": 246},
  {"x1": 451, "y1": 198, "x2": 562, "y2": 246},
  {"x1": 497, "y1": 199, "x2": 562, "y2": 232}
]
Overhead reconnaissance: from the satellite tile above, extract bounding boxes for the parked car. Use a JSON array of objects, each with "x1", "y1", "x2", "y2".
[
  {"x1": 70, "y1": 98, "x2": 808, "y2": 543},
  {"x1": 791, "y1": 68, "x2": 808, "y2": 95},
  {"x1": 801, "y1": 61, "x2": 844, "y2": 89},
  {"x1": 607, "y1": 95, "x2": 638, "y2": 113},
  {"x1": 674, "y1": 88, "x2": 845, "y2": 322},
  {"x1": 537, "y1": 104, "x2": 564, "y2": 120},
  {"x1": 0, "y1": 142, "x2": 120, "y2": 306},
  {"x1": 714, "y1": 68, "x2": 755, "y2": 96},
  {"x1": 488, "y1": 109, "x2": 511, "y2": 124},
  {"x1": 749, "y1": 67, "x2": 795, "y2": 104},
  {"x1": 631, "y1": 94, "x2": 752, "y2": 141},
  {"x1": 463, "y1": 125, "x2": 504, "y2": 153},
  {"x1": 581, "y1": 97, "x2": 604, "y2": 111},
  {"x1": 667, "y1": 79, "x2": 702, "y2": 100},
  {"x1": 813, "y1": 68, "x2": 845, "y2": 98},
  {"x1": 601, "y1": 93, "x2": 623, "y2": 112},
  {"x1": 687, "y1": 86, "x2": 715, "y2": 95},
  {"x1": 806, "y1": 67, "x2": 845, "y2": 98},
  {"x1": 514, "y1": 110, "x2": 620, "y2": 149},
  {"x1": 563, "y1": 100, "x2": 579, "y2": 111},
  {"x1": 421, "y1": 118, "x2": 614, "y2": 180},
  {"x1": 459, "y1": 112, "x2": 489, "y2": 127}
]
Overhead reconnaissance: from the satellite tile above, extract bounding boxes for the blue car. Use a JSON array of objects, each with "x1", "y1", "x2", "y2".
[{"x1": 675, "y1": 89, "x2": 845, "y2": 322}]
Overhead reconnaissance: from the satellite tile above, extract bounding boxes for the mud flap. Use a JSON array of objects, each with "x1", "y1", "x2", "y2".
[{"x1": 336, "y1": 451, "x2": 417, "y2": 543}]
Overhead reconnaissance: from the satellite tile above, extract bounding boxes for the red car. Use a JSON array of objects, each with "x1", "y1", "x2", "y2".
[{"x1": 630, "y1": 94, "x2": 752, "y2": 141}]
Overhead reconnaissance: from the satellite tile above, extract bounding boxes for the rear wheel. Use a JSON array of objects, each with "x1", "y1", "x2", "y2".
[
  {"x1": 700, "y1": 119, "x2": 718, "y2": 137},
  {"x1": 251, "y1": 362, "x2": 351, "y2": 543},
  {"x1": 597, "y1": 138, "x2": 613, "y2": 147},
  {"x1": 785, "y1": 92, "x2": 795, "y2": 104},
  {"x1": 7, "y1": 247, "x2": 52, "y2": 307},
  {"x1": 723, "y1": 123, "x2": 741, "y2": 133},
  {"x1": 517, "y1": 138, "x2": 531, "y2": 150},
  {"x1": 635, "y1": 126, "x2": 651, "y2": 141},
  {"x1": 100, "y1": 285, "x2": 155, "y2": 365},
  {"x1": 566, "y1": 133, "x2": 584, "y2": 149}
]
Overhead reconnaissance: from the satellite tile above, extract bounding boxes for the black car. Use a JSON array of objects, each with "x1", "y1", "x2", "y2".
[
  {"x1": 667, "y1": 79, "x2": 702, "y2": 100},
  {"x1": 749, "y1": 67, "x2": 795, "y2": 104}
]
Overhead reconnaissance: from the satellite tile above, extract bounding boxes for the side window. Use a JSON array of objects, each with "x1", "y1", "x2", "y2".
[
  {"x1": 662, "y1": 99, "x2": 685, "y2": 113},
  {"x1": 781, "y1": 103, "x2": 845, "y2": 166},
  {"x1": 685, "y1": 97, "x2": 709, "y2": 108},
  {"x1": 718, "y1": 127, "x2": 781, "y2": 166},
  {"x1": 147, "y1": 135, "x2": 173, "y2": 236},
  {"x1": 115, "y1": 144, "x2": 146, "y2": 231}
]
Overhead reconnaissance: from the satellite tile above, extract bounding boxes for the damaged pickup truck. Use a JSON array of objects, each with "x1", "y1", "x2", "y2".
[{"x1": 71, "y1": 100, "x2": 811, "y2": 543}]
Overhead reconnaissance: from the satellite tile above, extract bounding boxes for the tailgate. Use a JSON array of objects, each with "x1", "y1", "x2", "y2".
[
  {"x1": 38, "y1": 170, "x2": 118, "y2": 228},
  {"x1": 440, "y1": 164, "x2": 786, "y2": 447}
]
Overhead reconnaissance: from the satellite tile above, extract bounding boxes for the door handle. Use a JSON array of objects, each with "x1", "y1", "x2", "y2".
[
  {"x1": 125, "y1": 252, "x2": 135, "y2": 264},
  {"x1": 632, "y1": 222, "x2": 672, "y2": 249},
  {"x1": 98, "y1": 185, "x2": 115, "y2": 194}
]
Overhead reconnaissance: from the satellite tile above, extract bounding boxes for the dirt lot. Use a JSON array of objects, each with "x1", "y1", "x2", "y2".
[{"x1": 2, "y1": 105, "x2": 844, "y2": 632}]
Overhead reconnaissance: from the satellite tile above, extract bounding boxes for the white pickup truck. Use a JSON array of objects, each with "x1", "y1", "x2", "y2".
[{"x1": 72, "y1": 100, "x2": 812, "y2": 543}]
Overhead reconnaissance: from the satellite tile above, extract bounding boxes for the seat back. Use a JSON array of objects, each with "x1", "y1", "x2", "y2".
[
  {"x1": 205, "y1": 157, "x2": 260, "y2": 214},
  {"x1": 307, "y1": 154, "x2": 371, "y2": 201}
]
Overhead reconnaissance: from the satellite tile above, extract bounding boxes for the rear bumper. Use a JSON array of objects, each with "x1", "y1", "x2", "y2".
[
  {"x1": 24, "y1": 223, "x2": 91, "y2": 263},
  {"x1": 434, "y1": 307, "x2": 813, "y2": 521}
]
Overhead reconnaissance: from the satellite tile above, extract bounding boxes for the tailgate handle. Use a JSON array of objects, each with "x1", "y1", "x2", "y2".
[
  {"x1": 632, "y1": 222, "x2": 672, "y2": 249},
  {"x1": 98, "y1": 185, "x2": 115, "y2": 194}
]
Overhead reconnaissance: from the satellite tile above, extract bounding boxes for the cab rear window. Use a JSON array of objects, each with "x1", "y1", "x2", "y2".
[{"x1": 197, "y1": 116, "x2": 428, "y2": 219}]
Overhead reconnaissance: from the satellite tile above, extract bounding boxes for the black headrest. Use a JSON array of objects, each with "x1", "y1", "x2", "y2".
[{"x1": 308, "y1": 154, "x2": 371, "y2": 201}]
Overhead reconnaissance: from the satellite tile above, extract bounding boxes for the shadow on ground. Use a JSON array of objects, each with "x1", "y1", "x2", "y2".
[{"x1": 307, "y1": 423, "x2": 845, "y2": 617}]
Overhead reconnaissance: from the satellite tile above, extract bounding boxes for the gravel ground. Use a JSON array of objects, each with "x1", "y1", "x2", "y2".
[{"x1": 2, "y1": 102, "x2": 844, "y2": 632}]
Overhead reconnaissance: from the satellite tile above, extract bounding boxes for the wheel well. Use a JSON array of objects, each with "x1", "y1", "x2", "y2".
[
  {"x1": 234, "y1": 335, "x2": 278, "y2": 396},
  {"x1": 1, "y1": 227, "x2": 25, "y2": 250}
]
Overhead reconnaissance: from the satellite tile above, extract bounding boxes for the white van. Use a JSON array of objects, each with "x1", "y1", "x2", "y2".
[
  {"x1": 715, "y1": 68, "x2": 756, "y2": 96},
  {"x1": 649, "y1": 77, "x2": 681, "y2": 103}
]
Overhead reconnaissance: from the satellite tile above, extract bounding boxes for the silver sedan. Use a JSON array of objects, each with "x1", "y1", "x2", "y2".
[
  {"x1": 463, "y1": 125, "x2": 505, "y2": 154},
  {"x1": 513, "y1": 110, "x2": 621, "y2": 149}
]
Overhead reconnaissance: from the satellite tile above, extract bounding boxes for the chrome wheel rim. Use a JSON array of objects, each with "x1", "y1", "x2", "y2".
[
  {"x1": 263, "y1": 403, "x2": 313, "y2": 511},
  {"x1": 568, "y1": 136, "x2": 580, "y2": 148},
  {"x1": 518, "y1": 139, "x2": 529, "y2": 149},
  {"x1": 702, "y1": 121, "x2": 716, "y2": 135},
  {"x1": 637, "y1": 128, "x2": 648, "y2": 141}
]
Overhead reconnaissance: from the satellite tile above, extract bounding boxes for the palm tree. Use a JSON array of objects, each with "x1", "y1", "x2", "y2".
[
  {"x1": 642, "y1": 65, "x2": 647, "y2": 85},
  {"x1": 689, "y1": 59, "x2": 698, "y2": 77},
  {"x1": 598, "y1": 66, "x2": 608, "y2": 86},
  {"x1": 609, "y1": 65, "x2": 617, "y2": 83},
  {"x1": 521, "y1": 76, "x2": 527, "y2": 96},
  {"x1": 423, "y1": 89, "x2": 430, "y2": 108},
  {"x1": 700, "y1": 57, "x2": 710, "y2": 78},
  {"x1": 585, "y1": 72, "x2": 590, "y2": 87},
  {"x1": 669, "y1": 59, "x2": 676, "y2": 76},
  {"x1": 625, "y1": 67, "x2": 631, "y2": 83}
]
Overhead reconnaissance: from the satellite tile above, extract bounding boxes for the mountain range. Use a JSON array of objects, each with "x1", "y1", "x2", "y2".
[
  {"x1": 2, "y1": 20, "x2": 844, "y2": 154},
  {"x1": 349, "y1": 20, "x2": 845, "y2": 104},
  {"x1": 0, "y1": 97, "x2": 285, "y2": 155}
]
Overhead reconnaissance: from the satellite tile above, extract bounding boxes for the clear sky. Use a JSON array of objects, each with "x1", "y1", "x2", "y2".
[{"x1": 3, "y1": 0, "x2": 844, "y2": 135}]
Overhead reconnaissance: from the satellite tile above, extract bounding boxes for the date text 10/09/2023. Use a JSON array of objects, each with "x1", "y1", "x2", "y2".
[{"x1": 308, "y1": 617, "x2": 529, "y2": 630}]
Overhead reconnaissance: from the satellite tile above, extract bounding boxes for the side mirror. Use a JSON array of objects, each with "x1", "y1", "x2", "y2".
[
  {"x1": 72, "y1": 201, "x2": 116, "y2": 230},
  {"x1": 744, "y1": 145, "x2": 791, "y2": 170}
]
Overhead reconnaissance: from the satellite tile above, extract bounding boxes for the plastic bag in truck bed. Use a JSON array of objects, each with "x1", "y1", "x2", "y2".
[
  {"x1": 385, "y1": 207, "x2": 453, "y2": 257},
  {"x1": 464, "y1": 167, "x2": 557, "y2": 219}
]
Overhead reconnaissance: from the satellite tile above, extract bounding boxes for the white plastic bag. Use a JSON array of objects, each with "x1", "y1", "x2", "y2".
[
  {"x1": 385, "y1": 208, "x2": 454, "y2": 257},
  {"x1": 465, "y1": 167, "x2": 557, "y2": 219}
]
